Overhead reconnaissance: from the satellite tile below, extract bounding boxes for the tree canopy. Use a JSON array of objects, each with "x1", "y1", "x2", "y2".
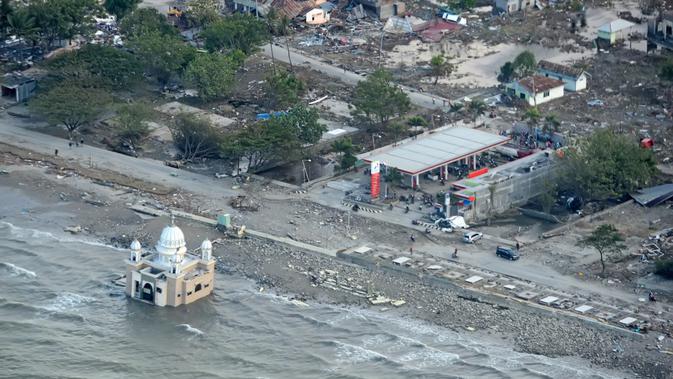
[
  {"x1": 104, "y1": 0, "x2": 140, "y2": 20},
  {"x1": 265, "y1": 70, "x2": 305, "y2": 109},
  {"x1": 25, "y1": 0, "x2": 100, "y2": 47},
  {"x1": 47, "y1": 44, "x2": 141, "y2": 88},
  {"x1": 185, "y1": 52, "x2": 242, "y2": 101},
  {"x1": 498, "y1": 50, "x2": 537, "y2": 83},
  {"x1": 578, "y1": 224, "x2": 625, "y2": 275},
  {"x1": 120, "y1": 8, "x2": 177, "y2": 39},
  {"x1": 170, "y1": 113, "x2": 225, "y2": 161},
  {"x1": 130, "y1": 31, "x2": 197, "y2": 84},
  {"x1": 30, "y1": 83, "x2": 110, "y2": 138},
  {"x1": 201, "y1": 14, "x2": 268, "y2": 54},
  {"x1": 429, "y1": 55, "x2": 455, "y2": 85},
  {"x1": 351, "y1": 69, "x2": 411, "y2": 131},
  {"x1": 559, "y1": 128, "x2": 657, "y2": 201},
  {"x1": 116, "y1": 103, "x2": 153, "y2": 148}
]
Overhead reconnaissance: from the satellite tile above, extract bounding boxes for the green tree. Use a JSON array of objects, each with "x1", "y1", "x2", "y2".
[
  {"x1": 266, "y1": 70, "x2": 305, "y2": 108},
  {"x1": 524, "y1": 106, "x2": 541, "y2": 137},
  {"x1": 387, "y1": 122, "x2": 408, "y2": 143},
  {"x1": 201, "y1": 14, "x2": 268, "y2": 54},
  {"x1": 104, "y1": 0, "x2": 140, "y2": 19},
  {"x1": 0, "y1": 0, "x2": 13, "y2": 39},
  {"x1": 513, "y1": 50, "x2": 536, "y2": 77},
  {"x1": 170, "y1": 113, "x2": 224, "y2": 161},
  {"x1": 27, "y1": 0, "x2": 100, "y2": 47},
  {"x1": 30, "y1": 83, "x2": 110, "y2": 138},
  {"x1": 120, "y1": 8, "x2": 176, "y2": 39},
  {"x1": 6, "y1": 9, "x2": 38, "y2": 42},
  {"x1": 560, "y1": 128, "x2": 657, "y2": 201},
  {"x1": 332, "y1": 137, "x2": 357, "y2": 171},
  {"x1": 130, "y1": 32, "x2": 197, "y2": 84},
  {"x1": 578, "y1": 224, "x2": 625, "y2": 275},
  {"x1": 429, "y1": 55, "x2": 454, "y2": 85},
  {"x1": 655, "y1": 259, "x2": 673, "y2": 280},
  {"x1": 186, "y1": 0, "x2": 221, "y2": 26},
  {"x1": 116, "y1": 103, "x2": 153, "y2": 148},
  {"x1": 468, "y1": 99, "x2": 487, "y2": 126},
  {"x1": 498, "y1": 61, "x2": 515, "y2": 83},
  {"x1": 185, "y1": 52, "x2": 241, "y2": 101},
  {"x1": 407, "y1": 115, "x2": 428, "y2": 127},
  {"x1": 47, "y1": 44, "x2": 141, "y2": 88},
  {"x1": 543, "y1": 114, "x2": 560, "y2": 135},
  {"x1": 352, "y1": 68, "x2": 411, "y2": 131},
  {"x1": 385, "y1": 167, "x2": 402, "y2": 183},
  {"x1": 280, "y1": 105, "x2": 325, "y2": 145}
]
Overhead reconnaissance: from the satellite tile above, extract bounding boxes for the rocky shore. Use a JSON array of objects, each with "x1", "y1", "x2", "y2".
[{"x1": 1, "y1": 162, "x2": 671, "y2": 378}]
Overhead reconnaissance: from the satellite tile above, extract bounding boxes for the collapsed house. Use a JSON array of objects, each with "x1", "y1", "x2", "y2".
[
  {"x1": 647, "y1": 12, "x2": 673, "y2": 50},
  {"x1": 355, "y1": 0, "x2": 405, "y2": 20}
]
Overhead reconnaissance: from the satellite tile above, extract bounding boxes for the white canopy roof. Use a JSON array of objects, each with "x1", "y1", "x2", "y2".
[{"x1": 360, "y1": 127, "x2": 509, "y2": 174}]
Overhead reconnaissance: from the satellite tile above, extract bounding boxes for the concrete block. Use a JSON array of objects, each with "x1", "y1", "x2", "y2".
[
  {"x1": 465, "y1": 275, "x2": 483, "y2": 284},
  {"x1": 574, "y1": 305, "x2": 593, "y2": 314},
  {"x1": 503, "y1": 284, "x2": 516, "y2": 290},
  {"x1": 516, "y1": 291, "x2": 538, "y2": 300},
  {"x1": 539, "y1": 296, "x2": 559, "y2": 306},
  {"x1": 619, "y1": 317, "x2": 638, "y2": 326}
]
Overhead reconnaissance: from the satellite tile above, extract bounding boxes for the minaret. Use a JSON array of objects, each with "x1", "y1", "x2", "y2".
[
  {"x1": 130, "y1": 239, "x2": 142, "y2": 262},
  {"x1": 200, "y1": 239, "x2": 213, "y2": 261}
]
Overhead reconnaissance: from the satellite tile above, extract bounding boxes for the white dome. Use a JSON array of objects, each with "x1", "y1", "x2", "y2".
[
  {"x1": 155, "y1": 224, "x2": 186, "y2": 256},
  {"x1": 201, "y1": 239, "x2": 212, "y2": 251},
  {"x1": 130, "y1": 239, "x2": 142, "y2": 251}
]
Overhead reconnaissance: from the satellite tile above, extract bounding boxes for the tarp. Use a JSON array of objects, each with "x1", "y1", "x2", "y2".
[{"x1": 631, "y1": 183, "x2": 673, "y2": 207}]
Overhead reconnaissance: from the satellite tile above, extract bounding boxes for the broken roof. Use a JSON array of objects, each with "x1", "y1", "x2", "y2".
[
  {"x1": 517, "y1": 75, "x2": 564, "y2": 93},
  {"x1": 598, "y1": 19, "x2": 635, "y2": 33},
  {"x1": 1, "y1": 73, "x2": 35, "y2": 87},
  {"x1": 631, "y1": 183, "x2": 673, "y2": 207},
  {"x1": 359, "y1": 126, "x2": 510, "y2": 174},
  {"x1": 537, "y1": 60, "x2": 587, "y2": 79}
]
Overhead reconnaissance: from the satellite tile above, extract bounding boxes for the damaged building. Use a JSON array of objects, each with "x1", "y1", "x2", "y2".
[
  {"x1": 647, "y1": 11, "x2": 673, "y2": 50},
  {"x1": 355, "y1": 0, "x2": 405, "y2": 20}
]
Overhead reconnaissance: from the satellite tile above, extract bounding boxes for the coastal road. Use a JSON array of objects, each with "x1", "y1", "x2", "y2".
[
  {"x1": 262, "y1": 43, "x2": 457, "y2": 110},
  {"x1": 0, "y1": 115, "x2": 241, "y2": 199}
]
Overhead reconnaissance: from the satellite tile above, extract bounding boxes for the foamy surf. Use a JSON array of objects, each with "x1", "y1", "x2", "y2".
[
  {"x1": 177, "y1": 324, "x2": 205, "y2": 336},
  {"x1": 43, "y1": 293, "x2": 96, "y2": 313},
  {"x1": 0, "y1": 262, "x2": 37, "y2": 278},
  {"x1": 0, "y1": 221, "x2": 124, "y2": 251}
]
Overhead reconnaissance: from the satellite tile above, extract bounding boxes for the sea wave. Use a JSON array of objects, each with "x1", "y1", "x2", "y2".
[
  {"x1": 43, "y1": 292, "x2": 96, "y2": 313},
  {"x1": 0, "y1": 221, "x2": 124, "y2": 251},
  {"x1": 177, "y1": 323, "x2": 205, "y2": 336},
  {"x1": 0, "y1": 262, "x2": 37, "y2": 278}
]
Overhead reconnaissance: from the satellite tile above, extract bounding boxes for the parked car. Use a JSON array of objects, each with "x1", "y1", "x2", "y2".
[
  {"x1": 463, "y1": 231, "x2": 483, "y2": 244},
  {"x1": 496, "y1": 246, "x2": 519, "y2": 260}
]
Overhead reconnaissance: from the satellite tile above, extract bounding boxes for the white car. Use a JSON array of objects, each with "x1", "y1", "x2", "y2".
[{"x1": 463, "y1": 231, "x2": 483, "y2": 244}]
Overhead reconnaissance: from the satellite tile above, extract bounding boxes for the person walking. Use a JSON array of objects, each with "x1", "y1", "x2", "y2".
[
  {"x1": 54, "y1": 149, "x2": 59, "y2": 156},
  {"x1": 516, "y1": 241, "x2": 520, "y2": 251}
]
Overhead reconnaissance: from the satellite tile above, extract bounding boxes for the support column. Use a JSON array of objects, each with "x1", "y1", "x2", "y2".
[{"x1": 473, "y1": 154, "x2": 477, "y2": 170}]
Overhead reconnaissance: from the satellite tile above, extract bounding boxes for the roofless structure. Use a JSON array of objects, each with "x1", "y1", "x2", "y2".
[{"x1": 359, "y1": 126, "x2": 510, "y2": 188}]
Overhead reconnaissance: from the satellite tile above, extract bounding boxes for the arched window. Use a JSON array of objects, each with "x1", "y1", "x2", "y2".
[{"x1": 195, "y1": 283, "x2": 202, "y2": 292}]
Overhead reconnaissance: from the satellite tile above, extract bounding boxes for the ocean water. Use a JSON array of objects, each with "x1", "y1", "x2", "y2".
[{"x1": 0, "y1": 221, "x2": 622, "y2": 379}]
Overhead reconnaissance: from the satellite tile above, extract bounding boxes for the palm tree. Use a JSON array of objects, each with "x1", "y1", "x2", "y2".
[
  {"x1": 468, "y1": 100, "x2": 487, "y2": 127},
  {"x1": 7, "y1": 10, "x2": 38, "y2": 60},
  {"x1": 0, "y1": 0, "x2": 13, "y2": 39},
  {"x1": 266, "y1": 9, "x2": 278, "y2": 75},
  {"x1": 524, "y1": 106, "x2": 541, "y2": 143}
]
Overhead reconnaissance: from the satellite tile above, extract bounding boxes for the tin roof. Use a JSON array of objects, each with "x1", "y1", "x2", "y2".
[
  {"x1": 359, "y1": 126, "x2": 510, "y2": 175},
  {"x1": 598, "y1": 19, "x2": 635, "y2": 33},
  {"x1": 517, "y1": 75, "x2": 564, "y2": 94},
  {"x1": 537, "y1": 60, "x2": 587, "y2": 79}
]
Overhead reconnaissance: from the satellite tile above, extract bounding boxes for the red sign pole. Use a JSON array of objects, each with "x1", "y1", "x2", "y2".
[{"x1": 371, "y1": 161, "x2": 381, "y2": 200}]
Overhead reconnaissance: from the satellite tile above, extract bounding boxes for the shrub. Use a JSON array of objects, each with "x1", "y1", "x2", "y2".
[{"x1": 655, "y1": 259, "x2": 673, "y2": 279}]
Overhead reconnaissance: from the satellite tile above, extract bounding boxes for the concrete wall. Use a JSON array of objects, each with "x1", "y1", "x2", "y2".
[
  {"x1": 507, "y1": 82, "x2": 564, "y2": 106},
  {"x1": 538, "y1": 70, "x2": 587, "y2": 92},
  {"x1": 463, "y1": 154, "x2": 558, "y2": 221}
]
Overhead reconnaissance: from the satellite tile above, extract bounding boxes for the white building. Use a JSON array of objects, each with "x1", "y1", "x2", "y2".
[
  {"x1": 305, "y1": 8, "x2": 330, "y2": 24},
  {"x1": 537, "y1": 60, "x2": 589, "y2": 92},
  {"x1": 598, "y1": 19, "x2": 635, "y2": 45},
  {"x1": 125, "y1": 218, "x2": 215, "y2": 307},
  {"x1": 506, "y1": 75, "x2": 564, "y2": 106}
]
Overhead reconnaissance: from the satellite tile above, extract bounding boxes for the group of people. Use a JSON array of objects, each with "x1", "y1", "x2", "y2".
[{"x1": 54, "y1": 137, "x2": 85, "y2": 157}]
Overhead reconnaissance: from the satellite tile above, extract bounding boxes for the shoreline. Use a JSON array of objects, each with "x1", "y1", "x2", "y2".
[{"x1": 1, "y1": 163, "x2": 671, "y2": 378}]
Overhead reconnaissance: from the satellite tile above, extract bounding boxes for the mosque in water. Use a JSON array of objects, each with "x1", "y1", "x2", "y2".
[{"x1": 125, "y1": 218, "x2": 215, "y2": 306}]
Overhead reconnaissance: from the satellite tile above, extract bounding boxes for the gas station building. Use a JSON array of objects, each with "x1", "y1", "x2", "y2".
[{"x1": 359, "y1": 126, "x2": 510, "y2": 188}]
